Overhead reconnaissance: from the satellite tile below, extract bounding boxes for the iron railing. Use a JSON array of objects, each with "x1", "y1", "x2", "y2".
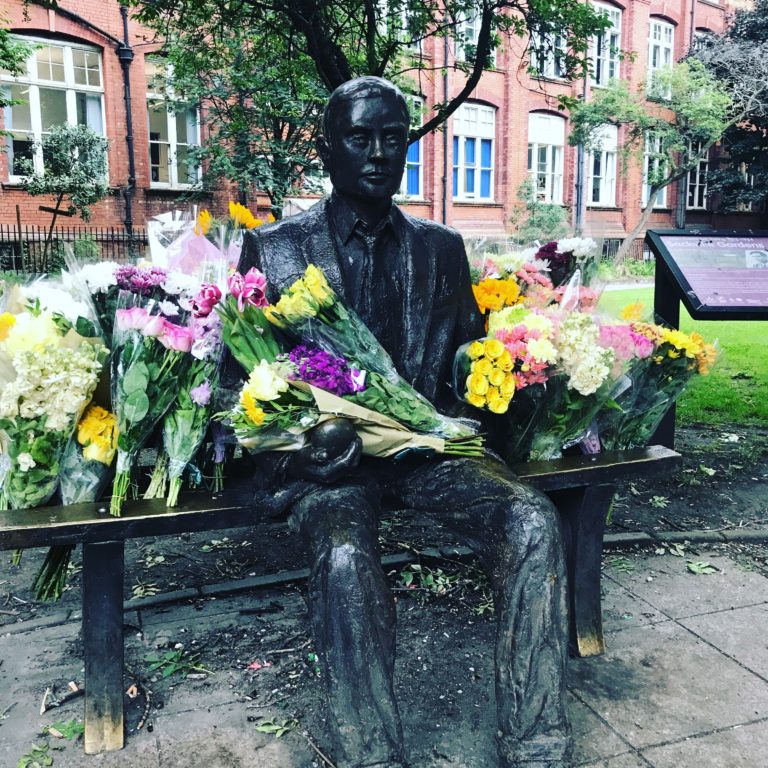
[{"x1": 0, "y1": 225, "x2": 148, "y2": 273}]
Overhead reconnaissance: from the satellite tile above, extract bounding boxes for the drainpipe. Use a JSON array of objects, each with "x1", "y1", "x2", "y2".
[
  {"x1": 676, "y1": 0, "x2": 698, "y2": 230},
  {"x1": 118, "y1": 4, "x2": 136, "y2": 234},
  {"x1": 573, "y1": 72, "x2": 590, "y2": 236},
  {"x1": 442, "y1": 35, "x2": 449, "y2": 225}
]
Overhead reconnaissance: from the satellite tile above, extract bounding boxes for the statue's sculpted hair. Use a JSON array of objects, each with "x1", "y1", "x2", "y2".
[{"x1": 322, "y1": 76, "x2": 410, "y2": 140}]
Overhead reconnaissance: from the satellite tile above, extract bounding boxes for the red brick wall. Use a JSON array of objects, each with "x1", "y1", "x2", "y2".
[{"x1": 0, "y1": 0, "x2": 747, "y2": 240}]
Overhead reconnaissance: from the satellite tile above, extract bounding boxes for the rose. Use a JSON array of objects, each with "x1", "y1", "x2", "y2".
[
  {"x1": 142, "y1": 314, "x2": 166, "y2": 338},
  {"x1": 228, "y1": 268, "x2": 269, "y2": 312},
  {"x1": 115, "y1": 306, "x2": 149, "y2": 332},
  {"x1": 158, "y1": 322, "x2": 194, "y2": 353},
  {"x1": 192, "y1": 285, "x2": 222, "y2": 318}
]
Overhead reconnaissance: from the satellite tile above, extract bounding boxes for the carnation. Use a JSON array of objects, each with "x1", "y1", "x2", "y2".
[
  {"x1": 164, "y1": 271, "x2": 201, "y2": 298},
  {"x1": 80, "y1": 261, "x2": 120, "y2": 294},
  {"x1": 24, "y1": 284, "x2": 91, "y2": 325}
]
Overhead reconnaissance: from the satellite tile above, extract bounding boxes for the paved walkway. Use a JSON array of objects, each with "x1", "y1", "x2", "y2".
[{"x1": 2, "y1": 542, "x2": 768, "y2": 767}]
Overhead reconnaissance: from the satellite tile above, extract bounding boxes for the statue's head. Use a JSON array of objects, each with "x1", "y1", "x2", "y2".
[{"x1": 318, "y1": 76, "x2": 410, "y2": 205}]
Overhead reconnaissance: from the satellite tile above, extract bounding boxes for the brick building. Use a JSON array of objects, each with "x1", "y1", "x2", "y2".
[{"x1": 0, "y1": 0, "x2": 762, "y2": 244}]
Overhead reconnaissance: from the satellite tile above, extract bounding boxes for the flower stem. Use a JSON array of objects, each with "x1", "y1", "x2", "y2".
[
  {"x1": 166, "y1": 476, "x2": 182, "y2": 507},
  {"x1": 144, "y1": 452, "x2": 169, "y2": 500},
  {"x1": 213, "y1": 461, "x2": 224, "y2": 493},
  {"x1": 110, "y1": 468, "x2": 132, "y2": 517}
]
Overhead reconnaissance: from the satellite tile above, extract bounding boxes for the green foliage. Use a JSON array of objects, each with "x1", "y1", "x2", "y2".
[
  {"x1": 145, "y1": 648, "x2": 212, "y2": 678},
  {"x1": 254, "y1": 717, "x2": 298, "y2": 738},
  {"x1": 19, "y1": 124, "x2": 109, "y2": 221},
  {"x1": 692, "y1": 0, "x2": 768, "y2": 217},
  {"x1": 155, "y1": 13, "x2": 326, "y2": 214},
  {"x1": 598, "y1": 287, "x2": 768, "y2": 427},
  {"x1": 17, "y1": 743, "x2": 52, "y2": 768},
  {"x1": 686, "y1": 560, "x2": 718, "y2": 575},
  {"x1": 0, "y1": 26, "x2": 33, "y2": 114},
  {"x1": 42, "y1": 719, "x2": 84, "y2": 740},
  {"x1": 569, "y1": 61, "x2": 733, "y2": 195},
  {"x1": 509, "y1": 178, "x2": 568, "y2": 244},
  {"x1": 132, "y1": 0, "x2": 610, "y2": 143}
]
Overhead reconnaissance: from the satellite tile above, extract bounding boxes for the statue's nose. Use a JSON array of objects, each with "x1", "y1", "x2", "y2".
[{"x1": 369, "y1": 135, "x2": 385, "y2": 160}]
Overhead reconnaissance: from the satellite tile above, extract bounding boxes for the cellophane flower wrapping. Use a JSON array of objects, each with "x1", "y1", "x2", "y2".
[
  {"x1": 218, "y1": 266, "x2": 482, "y2": 458},
  {"x1": 146, "y1": 204, "x2": 269, "y2": 500},
  {"x1": 0, "y1": 284, "x2": 106, "y2": 512},
  {"x1": 597, "y1": 321, "x2": 718, "y2": 450},
  {"x1": 110, "y1": 289, "x2": 192, "y2": 515},
  {"x1": 268, "y1": 266, "x2": 478, "y2": 444},
  {"x1": 34, "y1": 404, "x2": 118, "y2": 601},
  {"x1": 162, "y1": 302, "x2": 226, "y2": 506}
]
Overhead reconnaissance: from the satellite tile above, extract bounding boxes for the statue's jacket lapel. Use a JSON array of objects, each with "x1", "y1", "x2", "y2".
[{"x1": 243, "y1": 198, "x2": 450, "y2": 400}]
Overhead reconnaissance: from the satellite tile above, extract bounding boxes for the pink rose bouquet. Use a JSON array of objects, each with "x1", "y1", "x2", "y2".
[{"x1": 109, "y1": 293, "x2": 192, "y2": 516}]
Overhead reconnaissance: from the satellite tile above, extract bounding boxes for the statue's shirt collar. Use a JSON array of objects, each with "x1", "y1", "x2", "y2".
[{"x1": 328, "y1": 192, "x2": 399, "y2": 246}]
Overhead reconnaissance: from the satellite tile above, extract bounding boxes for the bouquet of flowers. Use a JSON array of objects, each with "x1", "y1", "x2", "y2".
[
  {"x1": 109, "y1": 266, "x2": 197, "y2": 515},
  {"x1": 33, "y1": 405, "x2": 118, "y2": 600},
  {"x1": 456, "y1": 298, "x2": 618, "y2": 461},
  {"x1": 219, "y1": 265, "x2": 482, "y2": 458},
  {"x1": 143, "y1": 203, "x2": 268, "y2": 499},
  {"x1": 535, "y1": 237, "x2": 599, "y2": 287},
  {"x1": 160, "y1": 289, "x2": 224, "y2": 506},
  {"x1": 0, "y1": 284, "x2": 106, "y2": 562},
  {"x1": 597, "y1": 317, "x2": 717, "y2": 450}
]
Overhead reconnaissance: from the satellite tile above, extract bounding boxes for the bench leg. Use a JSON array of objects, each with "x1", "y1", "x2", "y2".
[
  {"x1": 82, "y1": 540, "x2": 125, "y2": 753},
  {"x1": 550, "y1": 483, "x2": 615, "y2": 658}
]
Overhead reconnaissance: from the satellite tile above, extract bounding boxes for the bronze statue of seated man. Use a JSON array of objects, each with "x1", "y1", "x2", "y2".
[{"x1": 240, "y1": 76, "x2": 571, "y2": 768}]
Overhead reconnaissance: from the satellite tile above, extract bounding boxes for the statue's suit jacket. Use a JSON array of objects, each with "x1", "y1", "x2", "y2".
[{"x1": 240, "y1": 197, "x2": 485, "y2": 411}]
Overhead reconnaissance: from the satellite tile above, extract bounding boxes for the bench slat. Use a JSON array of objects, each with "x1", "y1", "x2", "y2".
[
  {"x1": 0, "y1": 446, "x2": 680, "y2": 550},
  {"x1": 514, "y1": 445, "x2": 681, "y2": 491}
]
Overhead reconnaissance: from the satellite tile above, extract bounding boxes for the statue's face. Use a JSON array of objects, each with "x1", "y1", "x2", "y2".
[{"x1": 320, "y1": 90, "x2": 408, "y2": 203}]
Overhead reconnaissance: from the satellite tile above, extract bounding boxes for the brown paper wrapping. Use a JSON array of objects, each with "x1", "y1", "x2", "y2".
[{"x1": 237, "y1": 382, "x2": 446, "y2": 457}]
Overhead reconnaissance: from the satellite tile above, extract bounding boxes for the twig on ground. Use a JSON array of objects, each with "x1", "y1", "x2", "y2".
[
  {"x1": 41, "y1": 685, "x2": 84, "y2": 714},
  {"x1": 39, "y1": 687, "x2": 51, "y2": 716},
  {"x1": 266, "y1": 640, "x2": 310, "y2": 655},
  {"x1": 303, "y1": 731, "x2": 337, "y2": 768},
  {"x1": 0, "y1": 701, "x2": 17, "y2": 720}
]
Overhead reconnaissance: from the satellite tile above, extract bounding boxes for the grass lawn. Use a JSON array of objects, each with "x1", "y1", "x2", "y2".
[{"x1": 598, "y1": 286, "x2": 768, "y2": 428}]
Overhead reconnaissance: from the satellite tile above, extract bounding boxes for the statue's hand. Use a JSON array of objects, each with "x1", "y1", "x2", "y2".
[{"x1": 288, "y1": 418, "x2": 362, "y2": 484}]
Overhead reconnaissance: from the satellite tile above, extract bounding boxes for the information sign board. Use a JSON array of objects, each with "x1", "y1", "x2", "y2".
[{"x1": 646, "y1": 230, "x2": 768, "y2": 320}]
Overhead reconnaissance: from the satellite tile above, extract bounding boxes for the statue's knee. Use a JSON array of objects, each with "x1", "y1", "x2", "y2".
[{"x1": 501, "y1": 491, "x2": 560, "y2": 553}]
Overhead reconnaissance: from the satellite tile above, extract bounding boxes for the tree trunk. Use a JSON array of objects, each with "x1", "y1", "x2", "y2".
[
  {"x1": 41, "y1": 192, "x2": 65, "y2": 272},
  {"x1": 614, "y1": 186, "x2": 665, "y2": 264}
]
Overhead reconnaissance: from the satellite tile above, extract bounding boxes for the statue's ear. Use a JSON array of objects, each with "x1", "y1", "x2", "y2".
[{"x1": 317, "y1": 135, "x2": 331, "y2": 170}]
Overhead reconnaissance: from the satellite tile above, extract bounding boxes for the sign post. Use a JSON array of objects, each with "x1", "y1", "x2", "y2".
[{"x1": 646, "y1": 229, "x2": 768, "y2": 447}]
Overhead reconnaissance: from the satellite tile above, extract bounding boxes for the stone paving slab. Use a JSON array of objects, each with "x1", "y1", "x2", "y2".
[
  {"x1": 4, "y1": 552, "x2": 768, "y2": 767},
  {"x1": 604, "y1": 554, "x2": 768, "y2": 620},
  {"x1": 572, "y1": 617, "x2": 768, "y2": 749},
  {"x1": 678, "y1": 603, "x2": 768, "y2": 682},
  {"x1": 641, "y1": 718, "x2": 768, "y2": 768}
]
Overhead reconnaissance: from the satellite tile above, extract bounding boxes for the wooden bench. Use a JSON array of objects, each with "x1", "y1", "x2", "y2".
[{"x1": 0, "y1": 444, "x2": 680, "y2": 754}]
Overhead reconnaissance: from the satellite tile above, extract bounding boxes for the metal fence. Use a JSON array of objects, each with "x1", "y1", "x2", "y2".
[{"x1": 0, "y1": 225, "x2": 148, "y2": 273}]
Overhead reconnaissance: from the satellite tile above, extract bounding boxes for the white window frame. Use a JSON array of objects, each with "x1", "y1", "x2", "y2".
[
  {"x1": 452, "y1": 102, "x2": 495, "y2": 202},
  {"x1": 647, "y1": 18, "x2": 675, "y2": 98},
  {"x1": 1, "y1": 36, "x2": 106, "y2": 183},
  {"x1": 530, "y1": 28, "x2": 567, "y2": 80},
  {"x1": 642, "y1": 132, "x2": 668, "y2": 208},
  {"x1": 587, "y1": 124, "x2": 617, "y2": 207},
  {"x1": 145, "y1": 57, "x2": 201, "y2": 189},
  {"x1": 527, "y1": 112, "x2": 565, "y2": 204},
  {"x1": 686, "y1": 141, "x2": 708, "y2": 210},
  {"x1": 398, "y1": 95, "x2": 423, "y2": 200},
  {"x1": 455, "y1": 14, "x2": 495, "y2": 66},
  {"x1": 590, "y1": 1, "x2": 622, "y2": 87}
]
